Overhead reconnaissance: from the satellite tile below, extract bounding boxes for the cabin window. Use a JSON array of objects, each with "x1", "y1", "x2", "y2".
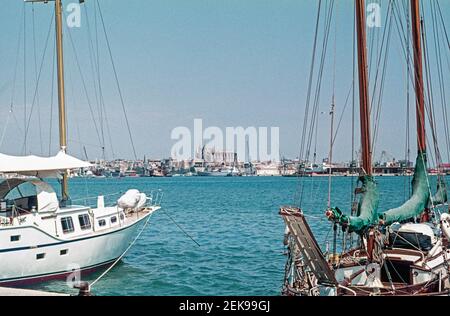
[
  {"x1": 78, "y1": 214, "x2": 92, "y2": 231},
  {"x1": 61, "y1": 217, "x2": 75, "y2": 234},
  {"x1": 120, "y1": 213, "x2": 124, "y2": 221},
  {"x1": 111, "y1": 216, "x2": 117, "y2": 224},
  {"x1": 98, "y1": 219, "x2": 106, "y2": 227},
  {"x1": 10, "y1": 235, "x2": 21, "y2": 242},
  {"x1": 60, "y1": 249, "x2": 68, "y2": 256},
  {"x1": 36, "y1": 253, "x2": 46, "y2": 260}
]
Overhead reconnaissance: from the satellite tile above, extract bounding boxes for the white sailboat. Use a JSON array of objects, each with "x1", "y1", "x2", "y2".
[{"x1": 0, "y1": 0, "x2": 161, "y2": 286}]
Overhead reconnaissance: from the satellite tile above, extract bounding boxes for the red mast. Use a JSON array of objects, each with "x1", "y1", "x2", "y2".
[
  {"x1": 411, "y1": 0, "x2": 426, "y2": 153},
  {"x1": 355, "y1": 0, "x2": 373, "y2": 175}
]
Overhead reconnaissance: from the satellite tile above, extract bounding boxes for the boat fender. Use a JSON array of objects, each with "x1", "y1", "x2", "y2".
[
  {"x1": 367, "y1": 230, "x2": 375, "y2": 262},
  {"x1": 427, "y1": 239, "x2": 442, "y2": 259},
  {"x1": 440, "y1": 213, "x2": 450, "y2": 241},
  {"x1": 283, "y1": 226, "x2": 290, "y2": 246}
]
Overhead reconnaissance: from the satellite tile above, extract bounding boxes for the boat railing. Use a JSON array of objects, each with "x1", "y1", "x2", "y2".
[
  {"x1": 71, "y1": 189, "x2": 164, "y2": 209},
  {"x1": 148, "y1": 189, "x2": 163, "y2": 207}
]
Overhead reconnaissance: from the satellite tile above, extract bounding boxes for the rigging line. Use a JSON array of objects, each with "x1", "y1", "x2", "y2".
[
  {"x1": 328, "y1": 1, "x2": 338, "y2": 209},
  {"x1": 23, "y1": 2, "x2": 27, "y2": 154},
  {"x1": 293, "y1": 0, "x2": 322, "y2": 207},
  {"x1": 372, "y1": 9, "x2": 393, "y2": 155},
  {"x1": 299, "y1": 0, "x2": 322, "y2": 163},
  {"x1": 428, "y1": 1, "x2": 445, "y2": 168},
  {"x1": 10, "y1": 5, "x2": 25, "y2": 111},
  {"x1": 351, "y1": 0, "x2": 356, "y2": 207},
  {"x1": 298, "y1": 0, "x2": 334, "y2": 206},
  {"x1": 422, "y1": 9, "x2": 442, "y2": 169},
  {"x1": 21, "y1": 11, "x2": 54, "y2": 155},
  {"x1": 431, "y1": 1, "x2": 450, "y2": 165},
  {"x1": 389, "y1": 0, "x2": 436, "y2": 153},
  {"x1": 434, "y1": 0, "x2": 450, "y2": 163},
  {"x1": 84, "y1": 2, "x2": 103, "y2": 144},
  {"x1": 93, "y1": 1, "x2": 106, "y2": 158},
  {"x1": 63, "y1": 13, "x2": 102, "y2": 147},
  {"x1": 68, "y1": 139, "x2": 106, "y2": 149},
  {"x1": 404, "y1": 0, "x2": 412, "y2": 199},
  {"x1": 371, "y1": 11, "x2": 391, "y2": 156},
  {"x1": 435, "y1": 0, "x2": 450, "y2": 79},
  {"x1": 102, "y1": 94, "x2": 116, "y2": 160},
  {"x1": 367, "y1": 0, "x2": 376, "y2": 81},
  {"x1": 49, "y1": 34, "x2": 56, "y2": 156},
  {"x1": 89, "y1": 212, "x2": 154, "y2": 289},
  {"x1": 97, "y1": 0, "x2": 138, "y2": 160},
  {"x1": 161, "y1": 209, "x2": 201, "y2": 248},
  {"x1": 75, "y1": 119, "x2": 84, "y2": 166},
  {"x1": 85, "y1": 3, "x2": 115, "y2": 162},
  {"x1": 305, "y1": 0, "x2": 330, "y2": 165},
  {"x1": 390, "y1": 1, "x2": 434, "y2": 150},
  {"x1": 368, "y1": 1, "x2": 390, "y2": 120},
  {"x1": 331, "y1": 84, "x2": 353, "y2": 147},
  {"x1": 0, "y1": 110, "x2": 12, "y2": 149},
  {"x1": 32, "y1": 3, "x2": 43, "y2": 155},
  {"x1": 436, "y1": 0, "x2": 450, "y2": 52},
  {"x1": 305, "y1": 0, "x2": 334, "y2": 162}
]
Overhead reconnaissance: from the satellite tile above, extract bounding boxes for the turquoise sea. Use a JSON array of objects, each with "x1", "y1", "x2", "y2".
[{"x1": 26, "y1": 175, "x2": 449, "y2": 296}]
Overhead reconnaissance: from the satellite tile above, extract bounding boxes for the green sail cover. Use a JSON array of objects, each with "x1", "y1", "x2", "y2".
[
  {"x1": 431, "y1": 176, "x2": 448, "y2": 206},
  {"x1": 380, "y1": 151, "x2": 430, "y2": 225},
  {"x1": 328, "y1": 175, "x2": 379, "y2": 233}
]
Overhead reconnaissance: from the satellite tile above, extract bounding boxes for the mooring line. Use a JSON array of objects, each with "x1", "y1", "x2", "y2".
[
  {"x1": 89, "y1": 212, "x2": 153, "y2": 290},
  {"x1": 162, "y1": 209, "x2": 201, "y2": 248}
]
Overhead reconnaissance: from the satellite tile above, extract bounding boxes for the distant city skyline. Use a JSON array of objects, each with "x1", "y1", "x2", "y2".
[{"x1": 0, "y1": 0, "x2": 449, "y2": 164}]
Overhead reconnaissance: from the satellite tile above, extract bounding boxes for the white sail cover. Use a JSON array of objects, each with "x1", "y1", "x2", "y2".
[{"x1": 0, "y1": 151, "x2": 91, "y2": 177}]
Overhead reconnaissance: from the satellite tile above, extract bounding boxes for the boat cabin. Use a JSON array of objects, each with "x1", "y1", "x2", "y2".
[{"x1": 0, "y1": 178, "x2": 59, "y2": 217}]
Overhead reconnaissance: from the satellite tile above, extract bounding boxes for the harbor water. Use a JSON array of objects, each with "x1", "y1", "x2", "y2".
[{"x1": 26, "y1": 175, "x2": 449, "y2": 295}]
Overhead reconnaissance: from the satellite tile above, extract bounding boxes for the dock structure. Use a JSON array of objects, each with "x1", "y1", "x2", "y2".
[{"x1": 0, "y1": 287, "x2": 70, "y2": 296}]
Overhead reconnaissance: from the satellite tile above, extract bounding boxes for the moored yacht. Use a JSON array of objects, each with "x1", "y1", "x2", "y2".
[
  {"x1": 0, "y1": 0, "x2": 162, "y2": 286},
  {"x1": 0, "y1": 152, "x2": 161, "y2": 285}
]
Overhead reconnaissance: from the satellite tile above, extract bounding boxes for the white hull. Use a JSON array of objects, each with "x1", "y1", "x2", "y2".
[{"x1": 0, "y1": 209, "x2": 155, "y2": 285}]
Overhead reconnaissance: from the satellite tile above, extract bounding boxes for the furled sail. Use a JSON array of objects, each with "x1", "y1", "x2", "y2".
[
  {"x1": 379, "y1": 152, "x2": 430, "y2": 225},
  {"x1": 431, "y1": 176, "x2": 448, "y2": 206},
  {"x1": 327, "y1": 175, "x2": 379, "y2": 233}
]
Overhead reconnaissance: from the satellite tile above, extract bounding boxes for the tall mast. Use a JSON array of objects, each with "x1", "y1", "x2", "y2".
[
  {"x1": 410, "y1": 0, "x2": 426, "y2": 153},
  {"x1": 355, "y1": 0, "x2": 372, "y2": 175},
  {"x1": 55, "y1": 0, "x2": 69, "y2": 202}
]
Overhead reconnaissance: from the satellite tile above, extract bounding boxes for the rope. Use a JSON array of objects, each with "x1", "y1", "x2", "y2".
[
  {"x1": 0, "y1": 109, "x2": 12, "y2": 149},
  {"x1": 63, "y1": 13, "x2": 102, "y2": 147},
  {"x1": 21, "y1": 10, "x2": 54, "y2": 155},
  {"x1": 97, "y1": 0, "x2": 138, "y2": 160},
  {"x1": 32, "y1": 3, "x2": 43, "y2": 155},
  {"x1": 161, "y1": 209, "x2": 201, "y2": 247},
  {"x1": 89, "y1": 211, "x2": 153, "y2": 289}
]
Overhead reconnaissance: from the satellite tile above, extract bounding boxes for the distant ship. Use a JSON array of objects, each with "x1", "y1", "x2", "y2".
[{"x1": 197, "y1": 166, "x2": 240, "y2": 177}]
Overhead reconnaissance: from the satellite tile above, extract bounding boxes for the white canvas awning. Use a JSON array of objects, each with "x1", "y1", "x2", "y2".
[
  {"x1": 0, "y1": 151, "x2": 91, "y2": 177},
  {"x1": 0, "y1": 179, "x2": 59, "y2": 213}
]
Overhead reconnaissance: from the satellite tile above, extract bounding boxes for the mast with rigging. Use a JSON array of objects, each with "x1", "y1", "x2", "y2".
[
  {"x1": 325, "y1": 0, "x2": 379, "y2": 233},
  {"x1": 411, "y1": 0, "x2": 426, "y2": 154},
  {"x1": 380, "y1": 0, "x2": 433, "y2": 224},
  {"x1": 24, "y1": 0, "x2": 71, "y2": 202},
  {"x1": 355, "y1": 0, "x2": 372, "y2": 176},
  {"x1": 55, "y1": 0, "x2": 69, "y2": 203}
]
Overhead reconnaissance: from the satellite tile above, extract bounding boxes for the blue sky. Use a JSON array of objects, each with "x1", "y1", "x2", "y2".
[{"x1": 0, "y1": 0, "x2": 449, "y2": 163}]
